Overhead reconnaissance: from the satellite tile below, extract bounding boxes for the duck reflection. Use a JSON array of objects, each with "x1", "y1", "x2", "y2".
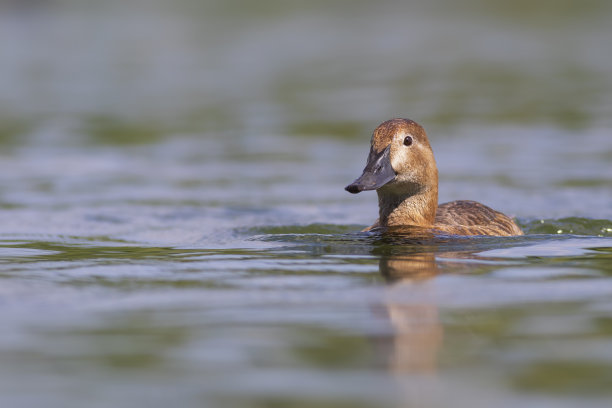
[
  {"x1": 379, "y1": 253, "x2": 443, "y2": 375},
  {"x1": 372, "y1": 226, "x2": 480, "y2": 375}
]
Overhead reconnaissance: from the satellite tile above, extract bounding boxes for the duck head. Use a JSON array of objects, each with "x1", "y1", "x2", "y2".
[{"x1": 345, "y1": 118, "x2": 438, "y2": 196}]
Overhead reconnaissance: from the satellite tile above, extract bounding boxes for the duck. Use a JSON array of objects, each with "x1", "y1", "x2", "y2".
[{"x1": 345, "y1": 118, "x2": 523, "y2": 236}]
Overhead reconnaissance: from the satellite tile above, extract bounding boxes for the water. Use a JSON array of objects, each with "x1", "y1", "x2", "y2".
[{"x1": 1, "y1": 1, "x2": 612, "y2": 407}]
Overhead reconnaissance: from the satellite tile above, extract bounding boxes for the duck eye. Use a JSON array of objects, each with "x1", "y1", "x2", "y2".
[{"x1": 403, "y1": 136, "x2": 413, "y2": 146}]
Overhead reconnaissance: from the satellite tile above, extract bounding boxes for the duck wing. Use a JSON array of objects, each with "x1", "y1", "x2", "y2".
[{"x1": 434, "y1": 200, "x2": 523, "y2": 236}]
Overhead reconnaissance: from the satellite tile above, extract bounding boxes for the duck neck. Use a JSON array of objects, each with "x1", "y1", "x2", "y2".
[{"x1": 377, "y1": 183, "x2": 438, "y2": 228}]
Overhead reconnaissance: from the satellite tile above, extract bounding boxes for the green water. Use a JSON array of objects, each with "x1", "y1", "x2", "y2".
[{"x1": 1, "y1": 1, "x2": 612, "y2": 407}]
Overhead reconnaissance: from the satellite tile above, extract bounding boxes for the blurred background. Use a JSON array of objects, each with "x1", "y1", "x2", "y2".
[
  {"x1": 3, "y1": 0, "x2": 612, "y2": 129},
  {"x1": 1, "y1": 0, "x2": 611, "y2": 229},
  {"x1": 1, "y1": 1, "x2": 612, "y2": 407}
]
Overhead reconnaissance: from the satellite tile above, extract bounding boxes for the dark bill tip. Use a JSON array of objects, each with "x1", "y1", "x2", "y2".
[{"x1": 345, "y1": 183, "x2": 362, "y2": 194}]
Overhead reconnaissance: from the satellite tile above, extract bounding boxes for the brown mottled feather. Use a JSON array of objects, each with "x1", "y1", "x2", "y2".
[{"x1": 434, "y1": 200, "x2": 523, "y2": 236}]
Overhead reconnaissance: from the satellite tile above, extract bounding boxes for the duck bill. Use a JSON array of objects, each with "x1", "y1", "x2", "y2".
[{"x1": 345, "y1": 145, "x2": 396, "y2": 194}]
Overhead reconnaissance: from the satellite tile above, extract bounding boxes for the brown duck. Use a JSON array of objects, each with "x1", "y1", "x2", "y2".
[{"x1": 345, "y1": 118, "x2": 523, "y2": 236}]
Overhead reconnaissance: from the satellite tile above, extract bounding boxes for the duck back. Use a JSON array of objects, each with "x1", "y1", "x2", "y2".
[{"x1": 434, "y1": 200, "x2": 523, "y2": 236}]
